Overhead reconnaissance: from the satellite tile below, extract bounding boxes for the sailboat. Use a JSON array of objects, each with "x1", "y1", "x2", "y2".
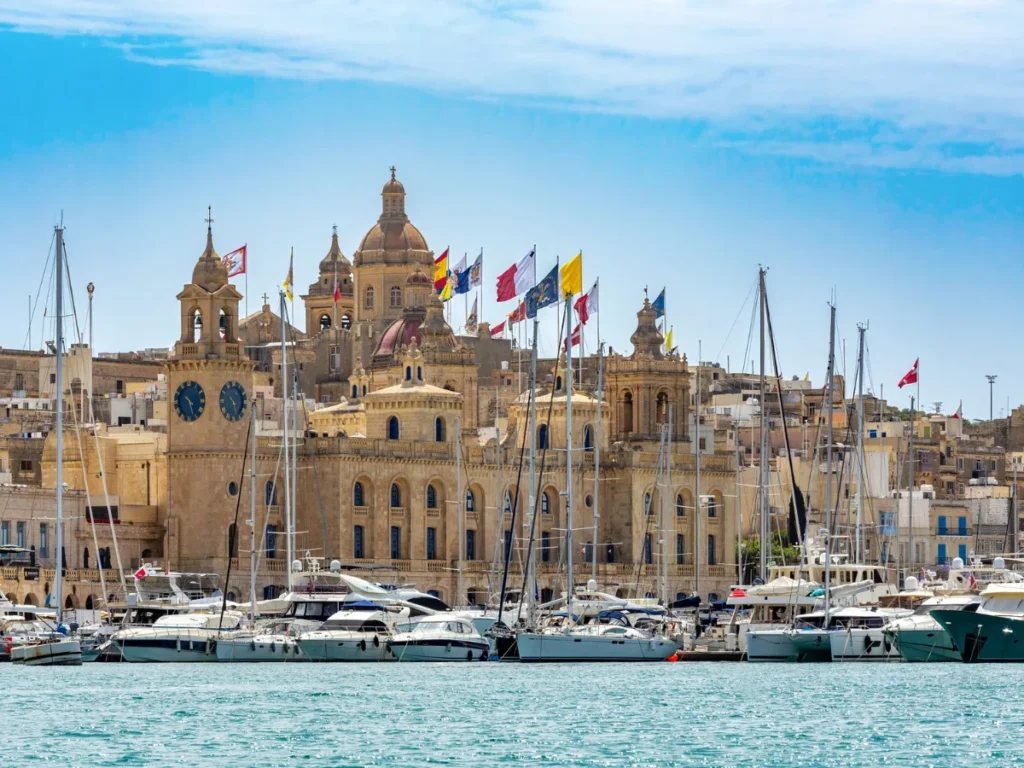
[
  {"x1": 11, "y1": 226, "x2": 82, "y2": 666},
  {"x1": 516, "y1": 290, "x2": 677, "y2": 662}
]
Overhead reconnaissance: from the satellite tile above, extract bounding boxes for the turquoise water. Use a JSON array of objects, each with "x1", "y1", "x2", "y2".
[{"x1": 3, "y1": 662, "x2": 1023, "y2": 766}]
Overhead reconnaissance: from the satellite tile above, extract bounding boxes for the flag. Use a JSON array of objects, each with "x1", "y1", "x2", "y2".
[
  {"x1": 469, "y1": 250, "x2": 483, "y2": 287},
  {"x1": 440, "y1": 276, "x2": 453, "y2": 302},
  {"x1": 466, "y1": 297, "x2": 478, "y2": 334},
  {"x1": 508, "y1": 301, "x2": 526, "y2": 325},
  {"x1": 490, "y1": 320, "x2": 506, "y2": 337},
  {"x1": 526, "y1": 264, "x2": 558, "y2": 319},
  {"x1": 221, "y1": 245, "x2": 246, "y2": 277},
  {"x1": 283, "y1": 250, "x2": 294, "y2": 301},
  {"x1": 133, "y1": 565, "x2": 148, "y2": 581},
  {"x1": 333, "y1": 270, "x2": 341, "y2": 303},
  {"x1": 898, "y1": 359, "x2": 919, "y2": 389},
  {"x1": 969, "y1": 571, "x2": 978, "y2": 590},
  {"x1": 666, "y1": 326, "x2": 674, "y2": 352},
  {"x1": 450, "y1": 252, "x2": 468, "y2": 293},
  {"x1": 562, "y1": 323, "x2": 582, "y2": 351},
  {"x1": 652, "y1": 288, "x2": 666, "y2": 318},
  {"x1": 952, "y1": 401, "x2": 963, "y2": 420},
  {"x1": 496, "y1": 248, "x2": 536, "y2": 302},
  {"x1": 575, "y1": 278, "x2": 599, "y2": 325},
  {"x1": 560, "y1": 251, "x2": 583, "y2": 297},
  {"x1": 434, "y1": 248, "x2": 450, "y2": 293}
]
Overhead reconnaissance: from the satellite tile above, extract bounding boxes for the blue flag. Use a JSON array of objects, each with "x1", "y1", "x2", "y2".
[
  {"x1": 652, "y1": 288, "x2": 666, "y2": 318},
  {"x1": 526, "y1": 264, "x2": 558, "y2": 319},
  {"x1": 455, "y1": 269, "x2": 472, "y2": 295}
]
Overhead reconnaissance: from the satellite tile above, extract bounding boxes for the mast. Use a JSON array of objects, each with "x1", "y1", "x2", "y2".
[
  {"x1": 855, "y1": 324, "x2": 866, "y2": 563},
  {"x1": 248, "y1": 395, "x2": 258, "y2": 621},
  {"x1": 735, "y1": 428, "x2": 742, "y2": 584},
  {"x1": 908, "y1": 395, "x2": 916, "y2": 573},
  {"x1": 695, "y1": 340, "x2": 703, "y2": 602},
  {"x1": 591, "y1": 341, "x2": 603, "y2": 584},
  {"x1": 526, "y1": 317, "x2": 539, "y2": 625},
  {"x1": 564, "y1": 300, "x2": 575, "y2": 624},
  {"x1": 54, "y1": 225, "x2": 65, "y2": 626},
  {"x1": 280, "y1": 290, "x2": 293, "y2": 592},
  {"x1": 824, "y1": 303, "x2": 837, "y2": 625},
  {"x1": 655, "y1": 423, "x2": 665, "y2": 601},
  {"x1": 664, "y1": 403, "x2": 673, "y2": 606},
  {"x1": 758, "y1": 269, "x2": 769, "y2": 582},
  {"x1": 456, "y1": 415, "x2": 464, "y2": 607}
]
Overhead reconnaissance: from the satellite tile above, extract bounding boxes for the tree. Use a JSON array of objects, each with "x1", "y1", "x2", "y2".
[{"x1": 737, "y1": 534, "x2": 802, "y2": 584}]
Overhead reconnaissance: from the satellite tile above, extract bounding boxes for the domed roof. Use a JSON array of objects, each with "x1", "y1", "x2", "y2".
[
  {"x1": 406, "y1": 268, "x2": 432, "y2": 287},
  {"x1": 319, "y1": 227, "x2": 351, "y2": 274},
  {"x1": 355, "y1": 167, "x2": 430, "y2": 256},
  {"x1": 192, "y1": 228, "x2": 228, "y2": 292},
  {"x1": 372, "y1": 294, "x2": 456, "y2": 363}
]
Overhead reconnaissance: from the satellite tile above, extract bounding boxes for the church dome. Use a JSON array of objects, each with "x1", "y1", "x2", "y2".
[
  {"x1": 372, "y1": 294, "x2": 455, "y2": 362},
  {"x1": 355, "y1": 166, "x2": 430, "y2": 256},
  {"x1": 406, "y1": 268, "x2": 432, "y2": 287},
  {"x1": 192, "y1": 228, "x2": 228, "y2": 292},
  {"x1": 382, "y1": 176, "x2": 405, "y2": 195}
]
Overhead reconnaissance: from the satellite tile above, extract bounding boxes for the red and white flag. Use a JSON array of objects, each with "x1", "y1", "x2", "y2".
[
  {"x1": 333, "y1": 271, "x2": 341, "y2": 303},
  {"x1": 898, "y1": 359, "x2": 919, "y2": 389},
  {"x1": 574, "y1": 278, "x2": 599, "y2": 325},
  {"x1": 563, "y1": 323, "x2": 582, "y2": 351},
  {"x1": 495, "y1": 248, "x2": 536, "y2": 302},
  {"x1": 133, "y1": 565, "x2": 148, "y2": 581},
  {"x1": 490, "y1": 320, "x2": 506, "y2": 337},
  {"x1": 952, "y1": 401, "x2": 963, "y2": 420},
  {"x1": 221, "y1": 245, "x2": 247, "y2": 277}
]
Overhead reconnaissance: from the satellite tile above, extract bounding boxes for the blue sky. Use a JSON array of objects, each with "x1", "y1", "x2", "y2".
[{"x1": 1, "y1": 2, "x2": 1022, "y2": 419}]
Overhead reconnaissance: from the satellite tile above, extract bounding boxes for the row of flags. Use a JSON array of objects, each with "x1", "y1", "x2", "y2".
[
  {"x1": 490, "y1": 251, "x2": 588, "y2": 340},
  {"x1": 434, "y1": 248, "x2": 483, "y2": 301}
]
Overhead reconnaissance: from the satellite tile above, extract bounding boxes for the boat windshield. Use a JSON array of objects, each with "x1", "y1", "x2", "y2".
[{"x1": 287, "y1": 601, "x2": 346, "y2": 620}]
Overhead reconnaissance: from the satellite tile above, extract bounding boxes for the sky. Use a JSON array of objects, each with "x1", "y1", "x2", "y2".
[{"x1": 1, "y1": 1, "x2": 1022, "y2": 420}]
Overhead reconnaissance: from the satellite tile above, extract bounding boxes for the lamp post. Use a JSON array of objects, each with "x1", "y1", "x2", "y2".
[{"x1": 986, "y1": 375, "x2": 998, "y2": 421}]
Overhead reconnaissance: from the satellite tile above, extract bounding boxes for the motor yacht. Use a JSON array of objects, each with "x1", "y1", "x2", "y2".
[
  {"x1": 884, "y1": 594, "x2": 981, "y2": 662},
  {"x1": 932, "y1": 582, "x2": 1024, "y2": 662},
  {"x1": 387, "y1": 615, "x2": 490, "y2": 662},
  {"x1": 113, "y1": 610, "x2": 247, "y2": 662},
  {"x1": 297, "y1": 602, "x2": 398, "y2": 661}
]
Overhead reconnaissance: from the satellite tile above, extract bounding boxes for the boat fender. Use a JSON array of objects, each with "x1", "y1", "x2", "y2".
[
  {"x1": 250, "y1": 640, "x2": 256, "y2": 652},
  {"x1": 373, "y1": 635, "x2": 380, "y2": 647},
  {"x1": 176, "y1": 637, "x2": 181, "y2": 653},
  {"x1": 359, "y1": 639, "x2": 366, "y2": 651},
  {"x1": 270, "y1": 641, "x2": 276, "y2": 653},
  {"x1": 206, "y1": 639, "x2": 213, "y2": 655},
  {"x1": 2, "y1": 637, "x2": 12, "y2": 655},
  {"x1": 446, "y1": 642, "x2": 452, "y2": 653}
]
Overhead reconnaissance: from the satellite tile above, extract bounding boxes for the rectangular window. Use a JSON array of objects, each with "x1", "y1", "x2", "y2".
[
  {"x1": 390, "y1": 526, "x2": 400, "y2": 560},
  {"x1": 699, "y1": 437, "x2": 706, "y2": 451},
  {"x1": 465, "y1": 529, "x2": 475, "y2": 561},
  {"x1": 353, "y1": 525, "x2": 365, "y2": 559},
  {"x1": 958, "y1": 516, "x2": 967, "y2": 536},
  {"x1": 958, "y1": 543, "x2": 967, "y2": 563},
  {"x1": 426, "y1": 527, "x2": 437, "y2": 561},
  {"x1": 707, "y1": 534, "x2": 717, "y2": 566},
  {"x1": 1, "y1": 521, "x2": 8, "y2": 545},
  {"x1": 644, "y1": 533, "x2": 652, "y2": 564},
  {"x1": 937, "y1": 543, "x2": 947, "y2": 564},
  {"x1": 937, "y1": 515, "x2": 947, "y2": 536},
  {"x1": 504, "y1": 529, "x2": 513, "y2": 562},
  {"x1": 606, "y1": 543, "x2": 615, "y2": 564},
  {"x1": 20, "y1": 460, "x2": 32, "y2": 472},
  {"x1": 39, "y1": 524, "x2": 48, "y2": 559},
  {"x1": 991, "y1": 460, "x2": 998, "y2": 472},
  {"x1": 676, "y1": 534, "x2": 684, "y2": 565},
  {"x1": 868, "y1": 430, "x2": 877, "y2": 439},
  {"x1": 957, "y1": 457, "x2": 963, "y2": 470},
  {"x1": 50, "y1": 373, "x2": 56, "y2": 384},
  {"x1": 16, "y1": 522, "x2": 25, "y2": 548},
  {"x1": 328, "y1": 345, "x2": 341, "y2": 373},
  {"x1": 541, "y1": 531, "x2": 550, "y2": 563},
  {"x1": 116, "y1": 380, "x2": 124, "y2": 394},
  {"x1": 15, "y1": 373, "x2": 23, "y2": 390},
  {"x1": 266, "y1": 524, "x2": 277, "y2": 559}
]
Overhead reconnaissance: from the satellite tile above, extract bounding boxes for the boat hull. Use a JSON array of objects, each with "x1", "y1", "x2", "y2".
[
  {"x1": 516, "y1": 632, "x2": 678, "y2": 662},
  {"x1": 298, "y1": 633, "x2": 393, "y2": 662},
  {"x1": 932, "y1": 610, "x2": 1024, "y2": 663},
  {"x1": 885, "y1": 627, "x2": 961, "y2": 663},
  {"x1": 829, "y1": 628, "x2": 901, "y2": 662},
  {"x1": 113, "y1": 636, "x2": 219, "y2": 662},
  {"x1": 10, "y1": 638, "x2": 83, "y2": 666},
  {"x1": 746, "y1": 629, "x2": 831, "y2": 662},
  {"x1": 387, "y1": 638, "x2": 490, "y2": 662},
  {"x1": 215, "y1": 635, "x2": 307, "y2": 662}
]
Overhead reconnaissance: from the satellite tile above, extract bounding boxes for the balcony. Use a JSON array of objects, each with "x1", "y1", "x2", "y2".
[{"x1": 936, "y1": 527, "x2": 972, "y2": 537}]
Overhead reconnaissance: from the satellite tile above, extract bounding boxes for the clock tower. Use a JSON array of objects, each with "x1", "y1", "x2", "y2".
[{"x1": 165, "y1": 213, "x2": 256, "y2": 570}]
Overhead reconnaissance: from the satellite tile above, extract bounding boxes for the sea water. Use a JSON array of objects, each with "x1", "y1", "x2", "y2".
[{"x1": 3, "y1": 662, "x2": 1023, "y2": 767}]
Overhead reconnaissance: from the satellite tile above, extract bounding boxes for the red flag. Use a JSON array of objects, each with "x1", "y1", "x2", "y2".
[
  {"x1": 490, "y1": 320, "x2": 506, "y2": 337},
  {"x1": 898, "y1": 359, "x2": 919, "y2": 389},
  {"x1": 133, "y1": 565, "x2": 148, "y2": 581},
  {"x1": 434, "y1": 248, "x2": 449, "y2": 293},
  {"x1": 496, "y1": 262, "x2": 518, "y2": 302},
  {"x1": 221, "y1": 245, "x2": 246, "y2": 277},
  {"x1": 952, "y1": 401, "x2": 962, "y2": 420},
  {"x1": 333, "y1": 273, "x2": 341, "y2": 303},
  {"x1": 562, "y1": 323, "x2": 582, "y2": 351},
  {"x1": 574, "y1": 292, "x2": 589, "y2": 325},
  {"x1": 507, "y1": 300, "x2": 526, "y2": 325}
]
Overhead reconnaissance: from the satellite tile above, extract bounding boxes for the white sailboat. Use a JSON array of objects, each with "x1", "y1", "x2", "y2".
[{"x1": 11, "y1": 225, "x2": 82, "y2": 666}]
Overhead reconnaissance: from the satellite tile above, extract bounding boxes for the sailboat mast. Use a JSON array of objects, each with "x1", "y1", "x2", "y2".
[
  {"x1": 824, "y1": 303, "x2": 837, "y2": 624},
  {"x1": 54, "y1": 225, "x2": 65, "y2": 626},
  {"x1": 855, "y1": 324, "x2": 866, "y2": 563},
  {"x1": 526, "y1": 317, "x2": 539, "y2": 624},
  {"x1": 456, "y1": 416, "x2": 464, "y2": 607},
  {"x1": 758, "y1": 269, "x2": 769, "y2": 582},
  {"x1": 664, "y1": 403, "x2": 673, "y2": 606},
  {"x1": 249, "y1": 395, "x2": 258, "y2": 621},
  {"x1": 564, "y1": 300, "x2": 574, "y2": 623},
  {"x1": 591, "y1": 341, "x2": 603, "y2": 584},
  {"x1": 695, "y1": 341, "x2": 702, "y2": 601},
  {"x1": 735, "y1": 429, "x2": 742, "y2": 585},
  {"x1": 908, "y1": 395, "x2": 916, "y2": 575},
  {"x1": 280, "y1": 291, "x2": 293, "y2": 592}
]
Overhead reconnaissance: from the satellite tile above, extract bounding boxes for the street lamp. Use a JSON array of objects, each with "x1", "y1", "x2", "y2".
[{"x1": 986, "y1": 375, "x2": 998, "y2": 421}]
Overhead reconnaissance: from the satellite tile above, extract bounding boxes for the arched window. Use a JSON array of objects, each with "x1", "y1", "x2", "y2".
[
  {"x1": 466, "y1": 489, "x2": 475, "y2": 512},
  {"x1": 351, "y1": 384, "x2": 358, "y2": 399},
  {"x1": 708, "y1": 496, "x2": 718, "y2": 518},
  {"x1": 341, "y1": 314, "x2": 352, "y2": 330},
  {"x1": 354, "y1": 481, "x2": 365, "y2": 507},
  {"x1": 390, "y1": 286, "x2": 402, "y2": 308},
  {"x1": 405, "y1": 366, "x2": 412, "y2": 381},
  {"x1": 556, "y1": 375, "x2": 563, "y2": 391},
  {"x1": 645, "y1": 492, "x2": 654, "y2": 515},
  {"x1": 427, "y1": 484, "x2": 438, "y2": 510},
  {"x1": 191, "y1": 308, "x2": 203, "y2": 343},
  {"x1": 676, "y1": 494, "x2": 685, "y2": 516},
  {"x1": 83, "y1": 547, "x2": 89, "y2": 569},
  {"x1": 141, "y1": 548, "x2": 152, "y2": 560},
  {"x1": 417, "y1": 366, "x2": 423, "y2": 380},
  {"x1": 435, "y1": 417, "x2": 445, "y2": 442},
  {"x1": 265, "y1": 481, "x2": 277, "y2": 506},
  {"x1": 365, "y1": 286, "x2": 374, "y2": 309},
  {"x1": 390, "y1": 483, "x2": 402, "y2": 508},
  {"x1": 538, "y1": 424, "x2": 549, "y2": 450},
  {"x1": 353, "y1": 525, "x2": 365, "y2": 559},
  {"x1": 583, "y1": 425, "x2": 593, "y2": 452},
  {"x1": 319, "y1": 314, "x2": 331, "y2": 331},
  {"x1": 542, "y1": 491, "x2": 551, "y2": 515},
  {"x1": 85, "y1": 595, "x2": 94, "y2": 609},
  {"x1": 387, "y1": 416, "x2": 400, "y2": 440},
  {"x1": 219, "y1": 309, "x2": 229, "y2": 341},
  {"x1": 656, "y1": 391, "x2": 669, "y2": 425},
  {"x1": 504, "y1": 491, "x2": 513, "y2": 515},
  {"x1": 228, "y1": 523, "x2": 238, "y2": 558},
  {"x1": 541, "y1": 587, "x2": 554, "y2": 603},
  {"x1": 622, "y1": 391, "x2": 634, "y2": 433}
]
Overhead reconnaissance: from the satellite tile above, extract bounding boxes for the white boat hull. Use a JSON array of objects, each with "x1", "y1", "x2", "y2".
[
  {"x1": 830, "y1": 628, "x2": 901, "y2": 662},
  {"x1": 10, "y1": 638, "x2": 83, "y2": 666},
  {"x1": 298, "y1": 632, "x2": 393, "y2": 662},
  {"x1": 114, "y1": 635, "x2": 220, "y2": 662},
  {"x1": 215, "y1": 635, "x2": 306, "y2": 662},
  {"x1": 746, "y1": 629, "x2": 831, "y2": 662},
  {"x1": 516, "y1": 632, "x2": 678, "y2": 662},
  {"x1": 387, "y1": 638, "x2": 489, "y2": 662}
]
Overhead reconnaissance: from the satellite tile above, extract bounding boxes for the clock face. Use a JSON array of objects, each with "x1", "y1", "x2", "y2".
[
  {"x1": 219, "y1": 381, "x2": 247, "y2": 422},
  {"x1": 174, "y1": 380, "x2": 206, "y2": 422}
]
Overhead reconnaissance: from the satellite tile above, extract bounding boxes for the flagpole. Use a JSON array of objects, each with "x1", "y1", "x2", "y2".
[{"x1": 480, "y1": 247, "x2": 484, "y2": 332}]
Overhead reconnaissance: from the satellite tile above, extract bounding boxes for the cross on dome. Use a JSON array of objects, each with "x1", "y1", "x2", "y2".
[{"x1": 206, "y1": 205, "x2": 214, "y2": 232}]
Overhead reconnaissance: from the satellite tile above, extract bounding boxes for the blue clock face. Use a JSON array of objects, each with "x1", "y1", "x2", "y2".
[
  {"x1": 174, "y1": 380, "x2": 206, "y2": 422},
  {"x1": 219, "y1": 381, "x2": 247, "y2": 422}
]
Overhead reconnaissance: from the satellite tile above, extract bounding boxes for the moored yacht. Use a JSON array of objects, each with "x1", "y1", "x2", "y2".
[
  {"x1": 387, "y1": 615, "x2": 489, "y2": 662},
  {"x1": 884, "y1": 594, "x2": 981, "y2": 662},
  {"x1": 517, "y1": 610, "x2": 678, "y2": 663},
  {"x1": 297, "y1": 603, "x2": 398, "y2": 662},
  {"x1": 932, "y1": 583, "x2": 1024, "y2": 662},
  {"x1": 113, "y1": 610, "x2": 247, "y2": 662}
]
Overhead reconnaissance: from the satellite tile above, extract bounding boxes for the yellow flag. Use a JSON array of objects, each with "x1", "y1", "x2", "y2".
[
  {"x1": 283, "y1": 248, "x2": 294, "y2": 301},
  {"x1": 440, "y1": 276, "x2": 452, "y2": 302},
  {"x1": 666, "y1": 326, "x2": 673, "y2": 352},
  {"x1": 560, "y1": 251, "x2": 583, "y2": 297}
]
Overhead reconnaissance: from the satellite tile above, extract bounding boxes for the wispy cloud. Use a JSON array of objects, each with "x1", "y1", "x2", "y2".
[{"x1": 3, "y1": 0, "x2": 1023, "y2": 173}]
